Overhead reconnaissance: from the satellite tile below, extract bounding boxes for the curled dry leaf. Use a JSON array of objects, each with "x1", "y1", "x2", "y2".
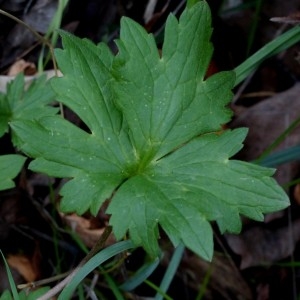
[
  {"x1": 7, "y1": 252, "x2": 40, "y2": 283},
  {"x1": 7, "y1": 59, "x2": 36, "y2": 76},
  {"x1": 226, "y1": 219, "x2": 300, "y2": 269},
  {"x1": 61, "y1": 213, "x2": 116, "y2": 248}
]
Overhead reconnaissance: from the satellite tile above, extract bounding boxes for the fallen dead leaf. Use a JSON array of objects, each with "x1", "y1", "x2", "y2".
[
  {"x1": 225, "y1": 219, "x2": 300, "y2": 269},
  {"x1": 231, "y1": 83, "x2": 300, "y2": 186},
  {"x1": 61, "y1": 213, "x2": 116, "y2": 248},
  {"x1": 181, "y1": 252, "x2": 253, "y2": 300},
  {"x1": 7, "y1": 59, "x2": 36, "y2": 76},
  {"x1": 7, "y1": 253, "x2": 39, "y2": 282},
  {"x1": 0, "y1": 69, "x2": 62, "y2": 93},
  {"x1": 293, "y1": 183, "x2": 300, "y2": 205}
]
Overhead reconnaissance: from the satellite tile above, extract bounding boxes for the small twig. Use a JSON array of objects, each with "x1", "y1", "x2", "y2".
[
  {"x1": 232, "y1": 70, "x2": 256, "y2": 105},
  {"x1": 0, "y1": 10, "x2": 58, "y2": 73},
  {"x1": 37, "y1": 226, "x2": 112, "y2": 300},
  {"x1": 18, "y1": 271, "x2": 71, "y2": 289},
  {"x1": 239, "y1": 91, "x2": 276, "y2": 98}
]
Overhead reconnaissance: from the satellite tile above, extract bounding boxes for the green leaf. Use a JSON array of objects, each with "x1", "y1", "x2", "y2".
[
  {"x1": 58, "y1": 240, "x2": 134, "y2": 300},
  {"x1": 11, "y1": 2, "x2": 289, "y2": 260},
  {"x1": 0, "y1": 250, "x2": 20, "y2": 300},
  {"x1": 0, "y1": 154, "x2": 26, "y2": 190},
  {"x1": 19, "y1": 287, "x2": 50, "y2": 300},
  {"x1": 0, "y1": 290, "x2": 13, "y2": 300},
  {"x1": 113, "y1": 6, "x2": 233, "y2": 162},
  {"x1": 187, "y1": 0, "x2": 201, "y2": 8},
  {"x1": 0, "y1": 73, "x2": 58, "y2": 144}
]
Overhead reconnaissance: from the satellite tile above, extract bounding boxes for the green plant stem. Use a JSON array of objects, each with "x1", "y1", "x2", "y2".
[
  {"x1": 196, "y1": 264, "x2": 212, "y2": 300},
  {"x1": 144, "y1": 280, "x2": 173, "y2": 300},
  {"x1": 38, "y1": 0, "x2": 69, "y2": 71},
  {"x1": 282, "y1": 178, "x2": 300, "y2": 190},
  {"x1": 37, "y1": 226, "x2": 112, "y2": 300}
]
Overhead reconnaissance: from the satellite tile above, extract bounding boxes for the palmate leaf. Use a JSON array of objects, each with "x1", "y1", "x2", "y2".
[
  {"x1": 0, "y1": 73, "x2": 58, "y2": 145},
  {"x1": 11, "y1": 2, "x2": 289, "y2": 260}
]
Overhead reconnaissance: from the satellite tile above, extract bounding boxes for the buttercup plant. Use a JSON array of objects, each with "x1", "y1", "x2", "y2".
[{"x1": 6, "y1": 1, "x2": 289, "y2": 263}]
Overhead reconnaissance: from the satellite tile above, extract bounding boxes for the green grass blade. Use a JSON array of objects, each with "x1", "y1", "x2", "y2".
[
  {"x1": 234, "y1": 25, "x2": 300, "y2": 86},
  {"x1": 47, "y1": 0, "x2": 69, "y2": 42},
  {"x1": 144, "y1": 280, "x2": 173, "y2": 300},
  {"x1": 220, "y1": 1, "x2": 257, "y2": 15},
  {"x1": 120, "y1": 256, "x2": 160, "y2": 291},
  {"x1": 154, "y1": 243, "x2": 185, "y2": 300},
  {"x1": 254, "y1": 115, "x2": 300, "y2": 164},
  {"x1": 103, "y1": 271, "x2": 125, "y2": 300},
  {"x1": 195, "y1": 265, "x2": 212, "y2": 300},
  {"x1": 0, "y1": 250, "x2": 20, "y2": 300},
  {"x1": 77, "y1": 284, "x2": 84, "y2": 300},
  {"x1": 58, "y1": 240, "x2": 134, "y2": 299},
  {"x1": 256, "y1": 145, "x2": 300, "y2": 167},
  {"x1": 38, "y1": 0, "x2": 69, "y2": 71},
  {"x1": 282, "y1": 178, "x2": 300, "y2": 189},
  {"x1": 246, "y1": 0, "x2": 263, "y2": 56}
]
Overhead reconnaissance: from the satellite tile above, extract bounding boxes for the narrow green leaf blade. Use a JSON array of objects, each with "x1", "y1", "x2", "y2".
[
  {"x1": 0, "y1": 250, "x2": 20, "y2": 300},
  {"x1": 155, "y1": 243, "x2": 185, "y2": 300},
  {"x1": 120, "y1": 257, "x2": 160, "y2": 291},
  {"x1": 58, "y1": 240, "x2": 134, "y2": 300},
  {"x1": 234, "y1": 25, "x2": 300, "y2": 86}
]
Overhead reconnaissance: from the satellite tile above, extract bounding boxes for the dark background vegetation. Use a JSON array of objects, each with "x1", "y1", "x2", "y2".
[{"x1": 1, "y1": 0, "x2": 300, "y2": 299}]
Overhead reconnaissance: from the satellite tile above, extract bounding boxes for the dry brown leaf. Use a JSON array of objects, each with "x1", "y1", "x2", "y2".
[
  {"x1": 181, "y1": 252, "x2": 252, "y2": 300},
  {"x1": 293, "y1": 183, "x2": 300, "y2": 205},
  {"x1": 7, "y1": 59, "x2": 36, "y2": 76},
  {"x1": 7, "y1": 254, "x2": 39, "y2": 282},
  {"x1": 231, "y1": 83, "x2": 300, "y2": 186},
  {"x1": 0, "y1": 69, "x2": 62, "y2": 93},
  {"x1": 225, "y1": 219, "x2": 300, "y2": 269},
  {"x1": 61, "y1": 213, "x2": 115, "y2": 248}
]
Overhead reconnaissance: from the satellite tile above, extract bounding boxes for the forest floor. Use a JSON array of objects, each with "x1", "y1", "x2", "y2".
[{"x1": 1, "y1": 0, "x2": 300, "y2": 299}]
